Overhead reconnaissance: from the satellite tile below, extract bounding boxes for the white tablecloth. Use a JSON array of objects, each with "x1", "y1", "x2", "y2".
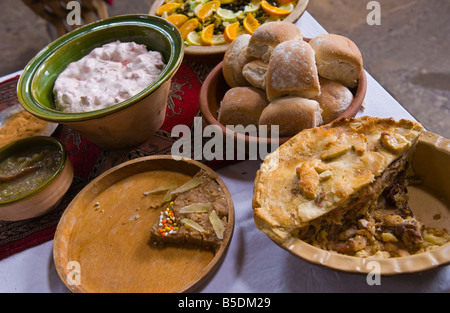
[{"x1": 0, "y1": 11, "x2": 448, "y2": 293}]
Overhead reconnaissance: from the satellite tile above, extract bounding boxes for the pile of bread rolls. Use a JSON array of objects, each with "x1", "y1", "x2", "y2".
[{"x1": 218, "y1": 21, "x2": 363, "y2": 137}]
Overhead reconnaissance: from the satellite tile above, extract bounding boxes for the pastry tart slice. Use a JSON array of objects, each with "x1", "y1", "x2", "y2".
[
  {"x1": 253, "y1": 116, "x2": 449, "y2": 257},
  {"x1": 150, "y1": 169, "x2": 229, "y2": 251}
]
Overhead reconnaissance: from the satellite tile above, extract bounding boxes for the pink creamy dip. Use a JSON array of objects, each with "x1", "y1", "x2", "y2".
[{"x1": 53, "y1": 41, "x2": 166, "y2": 113}]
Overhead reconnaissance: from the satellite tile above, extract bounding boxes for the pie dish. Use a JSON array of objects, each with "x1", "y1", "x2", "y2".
[{"x1": 252, "y1": 116, "x2": 450, "y2": 273}]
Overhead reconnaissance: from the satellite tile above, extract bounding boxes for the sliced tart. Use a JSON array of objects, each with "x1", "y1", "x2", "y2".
[{"x1": 150, "y1": 169, "x2": 229, "y2": 251}]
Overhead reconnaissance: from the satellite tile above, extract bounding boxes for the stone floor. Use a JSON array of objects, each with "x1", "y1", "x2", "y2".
[
  {"x1": 1, "y1": 0, "x2": 449, "y2": 137},
  {"x1": 307, "y1": 0, "x2": 450, "y2": 138}
]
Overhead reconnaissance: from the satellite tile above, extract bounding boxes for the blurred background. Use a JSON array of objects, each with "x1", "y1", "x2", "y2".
[{"x1": 1, "y1": 0, "x2": 449, "y2": 137}]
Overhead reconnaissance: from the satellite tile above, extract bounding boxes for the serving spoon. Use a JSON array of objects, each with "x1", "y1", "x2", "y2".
[{"x1": 0, "y1": 165, "x2": 40, "y2": 183}]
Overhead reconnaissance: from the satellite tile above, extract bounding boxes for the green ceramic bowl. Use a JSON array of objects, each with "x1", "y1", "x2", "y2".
[
  {"x1": 0, "y1": 136, "x2": 73, "y2": 221},
  {"x1": 17, "y1": 14, "x2": 184, "y2": 150}
]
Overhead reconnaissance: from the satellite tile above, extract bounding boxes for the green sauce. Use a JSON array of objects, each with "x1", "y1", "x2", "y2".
[{"x1": 0, "y1": 145, "x2": 63, "y2": 202}]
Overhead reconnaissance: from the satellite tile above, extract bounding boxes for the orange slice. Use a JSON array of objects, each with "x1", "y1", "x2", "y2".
[
  {"x1": 200, "y1": 24, "x2": 215, "y2": 46},
  {"x1": 179, "y1": 18, "x2": 200, "y2": 40},
  {"x1": 243, "y1": 13, "x2": 260, "y2": 34},
  {"x1": 166, "y1": 14, "x2": 189, "y2": 28},
  {"x1": 196, "y1": 1, "x2": 220, "y2": 23},
  {"x1": 260, "y1": 0, "x2": 292, "y2": 17},
  {"x1": 156, "y1": 3, "x2": 181, "y2": 16},
  {"x1": 224, "y1": 21, "x2": 240, "y2": 43}
]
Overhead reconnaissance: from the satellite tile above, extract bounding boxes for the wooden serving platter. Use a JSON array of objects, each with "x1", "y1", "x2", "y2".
[{"x1": 53, "y1": 156, "x2": 234, "y2": 292}]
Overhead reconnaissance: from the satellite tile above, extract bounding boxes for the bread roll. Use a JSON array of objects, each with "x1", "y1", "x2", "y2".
[
  {"x1": 266, "y1": 40, "x2": 320, "y2": 101},
  {"x1": 309, "y1": 34, "x2": 363, "y2": 88},
  {"x1": 218, "y1": 87, "x2": 269, "y2": 127},
  {"x1": 259, "y1": 96, "x2": 323, "y2": 137},
  {"x1": 242, "y1": 60, "x2": 268, "y2": 90},
  {"x1": 223, "y1": 34, "x2": 251, "y2": 88},
  {"x1": 246, "y1": 21, "x2": 303, "y2": 62},
  {"x1": 312, "y1": 77, "x2": 354, "y2": 124}
]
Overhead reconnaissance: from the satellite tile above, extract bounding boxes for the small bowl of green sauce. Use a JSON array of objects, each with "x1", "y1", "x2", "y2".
[{"x1": 0, "y1": 136, "x2": 73, "y2": 221}]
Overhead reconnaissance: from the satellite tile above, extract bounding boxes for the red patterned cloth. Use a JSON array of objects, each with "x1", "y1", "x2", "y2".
[{"x1": 0, "y1": 60, "x2": 228, "y2": 261}]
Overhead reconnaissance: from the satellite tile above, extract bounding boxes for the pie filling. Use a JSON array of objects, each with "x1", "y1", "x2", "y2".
[
  {"x1": 298, "y1": 153, "x2": 450, "y2": 258},
  {"x1": 150, "y1": 169, "x2": 229, "y2": 251}
]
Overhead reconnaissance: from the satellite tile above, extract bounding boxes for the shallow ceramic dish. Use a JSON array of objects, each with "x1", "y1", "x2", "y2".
[
  {"x1": 199, "y1": 60, "x2": 367, "y2": 147},
  {"x1": 53, "y1": 155, "x2": 234, "y2": 293},
  {"x1": 149, "y1": 0, "x2": 309, "y2": 58},
  {"x1": 17, "y1": 15, "x2": 184, "y2": 150},
  {"x1": 278, "y1": 131, "x2": 450, "y2": 275},
  {"x1": 0, "y1": 136, "x2": 73, "y2": 221},
  {"x1": 0, "y1": 104, "x2": 58, "y2": 148}
]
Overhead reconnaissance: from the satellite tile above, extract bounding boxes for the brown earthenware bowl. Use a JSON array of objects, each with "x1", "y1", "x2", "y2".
[
  {"x1": 199, "y1": 60, "x2": 367, "y2": 148},
  {"x1": 0, "y1": 136, "x2": 73, "y2": 221}
]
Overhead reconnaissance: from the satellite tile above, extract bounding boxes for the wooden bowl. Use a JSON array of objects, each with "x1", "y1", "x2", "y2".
[
  {"x1": 149, "y1": 0, "x2": 309, "y2": 60},
  {"x1": 0, "y1": 136, "x2": 73, "y2": 221},
  {"x1": 199, "y1": 60, "x2": 367, "y2": 147},
  {"x1": 53, "y1": 155, "x2": 234, "y2": 293},
  {"x1": 280, "y1": 131, "x2": 450, "y2": 275}
]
